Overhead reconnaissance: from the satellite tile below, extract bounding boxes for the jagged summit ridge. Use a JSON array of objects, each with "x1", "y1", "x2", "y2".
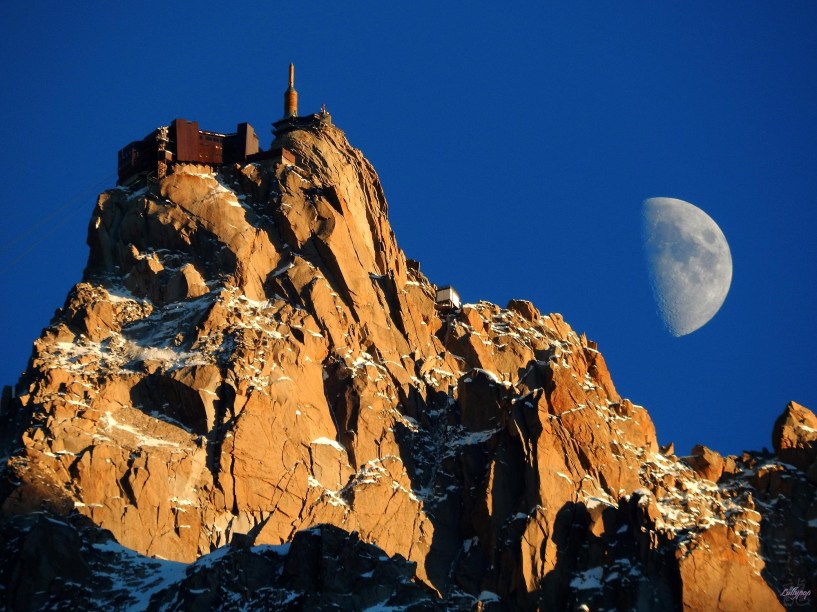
[{"x1": 0, "y1": 115, "x2": 814, "y2": 610}]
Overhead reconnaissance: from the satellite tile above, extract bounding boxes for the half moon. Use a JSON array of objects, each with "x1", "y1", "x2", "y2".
[{"x1": 641, "y1": 197, "x2": 732, "y2": 337}]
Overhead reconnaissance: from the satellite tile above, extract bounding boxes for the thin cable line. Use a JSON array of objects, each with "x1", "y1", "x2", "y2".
[
  {"x1": 0, "y1": 170, "x2": 117, "y2": 257},
  {"x1": 0, "y1": 171, "x2": 118, "y2": 276}
]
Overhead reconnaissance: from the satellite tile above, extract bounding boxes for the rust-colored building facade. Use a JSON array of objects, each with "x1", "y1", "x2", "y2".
[{"x1": 117, "y1": 119, "x2": 260, "y2": 185}]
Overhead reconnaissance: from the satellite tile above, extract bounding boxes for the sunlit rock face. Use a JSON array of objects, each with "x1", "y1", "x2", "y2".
[{"x1": 0, "y1": 121, "x2": 813, "y2": 610}]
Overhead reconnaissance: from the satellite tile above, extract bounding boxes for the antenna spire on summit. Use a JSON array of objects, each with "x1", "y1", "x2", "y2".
[{"x1": 284, "y1": 63, "x2": 298, "y2": 118}]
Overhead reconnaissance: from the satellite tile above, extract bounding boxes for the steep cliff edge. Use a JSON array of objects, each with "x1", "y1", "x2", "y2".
[{"x1": 1, "y1": 118, "x2": 815, "y2": 610}]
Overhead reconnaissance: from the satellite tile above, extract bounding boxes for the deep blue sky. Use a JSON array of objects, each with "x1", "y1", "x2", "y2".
[{"x1": 1, "y1": 3, "x2": 815, "y2": 456}]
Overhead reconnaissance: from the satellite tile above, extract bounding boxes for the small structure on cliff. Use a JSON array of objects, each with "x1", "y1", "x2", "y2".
[
  {"x1": 284, "y1": 63, "x2": 298, "y2": 118},
  {"x1": 117, "y1": 119, "x2": 260, "y2": 185},
  {"x1": 435, "y1": 286, "x2": 461, "y2": 311},
  {"x1": 274, "y1": 63, "x2": 333, "y2": 137},
  {"x1": 117, "y1": 64, "x2": 327, "y2": 185}
]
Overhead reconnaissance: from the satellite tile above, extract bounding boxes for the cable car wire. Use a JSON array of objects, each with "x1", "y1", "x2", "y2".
[{"x1": 0, "y1": 170, "x2": 118, "y2": 276}]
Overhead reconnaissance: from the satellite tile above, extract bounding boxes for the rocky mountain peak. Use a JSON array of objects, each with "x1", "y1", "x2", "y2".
[{"x1": 1, "y1": 115, "x2": 815, "y2": 610}]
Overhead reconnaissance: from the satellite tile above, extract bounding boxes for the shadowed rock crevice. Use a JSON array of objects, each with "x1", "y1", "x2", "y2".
[
  {"x1": 321, "y1": 359, "x2": 360, "y2": 465},
  {"x1": 206, "y1": 380, "x2": 236, "y2": 486},
  {"x1": 130, "y1": 374, "x2": 209, "y2": 436}
]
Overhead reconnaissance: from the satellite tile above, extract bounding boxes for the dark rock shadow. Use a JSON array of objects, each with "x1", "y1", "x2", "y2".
[
  {"x1": 391, "y1": 386, "x2": 464, "y2": 596},
  {"x1": 752, "y1": 443, "x2": 817, "y2": 606},
  {"x1": 0, "y1": 512, "x2": 443, "y2": 611},
  {"x1": 129, "y1": 374, "x2": 208, "y2": 436},
  {"x1": 391, "y1": 376, "x2": 533, "y2": 608},
  {"x1": 537, "y1": 502, "x2": 589, "y2": 609}
]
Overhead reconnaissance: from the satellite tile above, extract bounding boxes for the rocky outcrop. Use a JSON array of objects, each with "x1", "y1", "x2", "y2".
[
  {"x1": 772, "y1": 400, "x2": 817, "y2": 471},
  {"x1": 682, "y1": 444, "x2": 724, "y2": 483},
  {"x1": 1, "y1": 116, "x2": 815, "y2": 610}
]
